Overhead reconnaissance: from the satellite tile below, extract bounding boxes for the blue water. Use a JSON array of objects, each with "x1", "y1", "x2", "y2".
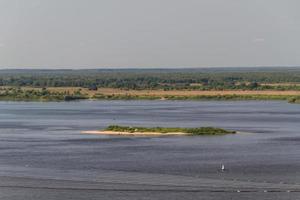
[{"x1": 0, "y1": 100, "x2": 299, "y2": 199}]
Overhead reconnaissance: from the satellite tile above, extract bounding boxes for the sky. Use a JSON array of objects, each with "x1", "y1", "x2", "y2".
[{"x1": 0, "y1": 0, "x2": 299, "y2": 69}]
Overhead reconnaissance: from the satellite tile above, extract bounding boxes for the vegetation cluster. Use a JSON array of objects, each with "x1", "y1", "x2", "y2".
[
  {"x1": 1, "y1": 68, "x2": 300, "y2": 103},
  {"x1": 106, "y1": 125, "x2": 236, "y2": 136},
  {"x1": 1, "y1": 87, "x2": 300, "y2": 104},
  {"x1": 1, "y1": 68, "x2": 300, "y2": 91},
  {"x1": 0, "y1": 87, "x2": 87, "y2": 101}
]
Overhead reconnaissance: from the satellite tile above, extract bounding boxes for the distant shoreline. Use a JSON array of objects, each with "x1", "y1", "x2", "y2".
[{"x1": 1, "y1": 86, "x2": 300, "y2": 103}]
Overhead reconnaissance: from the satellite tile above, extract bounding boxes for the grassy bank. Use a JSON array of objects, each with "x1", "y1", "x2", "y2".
[
  {"x1": 288, "y1": 97, "x2": 300, "y2": 104},
  {"x1": 93, "y1": 93, "x2": 300, "y2": 103},
  {"x1": 1, "y1": 87, "x2": 300, "y2": 103},
  {"x1": 0, "y1": 87, "x2": 88, "y2": 101},
  {"x1": 106, "y1": 125, "x2": 236, "y2": 136}
]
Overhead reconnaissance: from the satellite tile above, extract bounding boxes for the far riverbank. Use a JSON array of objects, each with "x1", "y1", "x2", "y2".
[{"x1": 1, "y1": 87, "x2": 300, "y2": 103}]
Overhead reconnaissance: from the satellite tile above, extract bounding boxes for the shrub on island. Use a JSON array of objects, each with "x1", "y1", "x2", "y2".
[{"x1": 105, "y1": 125, "x2": 236, "y2": 136}]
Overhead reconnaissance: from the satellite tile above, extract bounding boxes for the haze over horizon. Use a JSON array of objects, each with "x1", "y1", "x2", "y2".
[{"x1": 0, "y1": 0, "x2": 299, "y2": 69}]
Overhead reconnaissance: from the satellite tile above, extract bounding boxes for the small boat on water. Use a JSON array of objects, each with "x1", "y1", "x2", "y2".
[{"x1": 221, "y1": 164, "x2": 225, "y2": 172}]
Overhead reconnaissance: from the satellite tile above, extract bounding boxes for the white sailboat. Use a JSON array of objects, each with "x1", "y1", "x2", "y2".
[{"x1": 221, "y1": 164, "x2": 225, "y2": 172}]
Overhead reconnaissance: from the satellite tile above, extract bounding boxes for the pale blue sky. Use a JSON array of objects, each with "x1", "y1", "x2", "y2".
[{"x1": 0, "y1": 0, "x2": 299, "y2": 68}]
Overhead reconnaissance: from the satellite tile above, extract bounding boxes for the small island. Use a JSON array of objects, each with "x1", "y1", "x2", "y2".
[{"x1": 82, "y1": 125, "x2": 236, "y2": 136}]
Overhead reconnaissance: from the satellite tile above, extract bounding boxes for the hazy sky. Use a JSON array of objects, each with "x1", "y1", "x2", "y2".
[{"x1": 0, "y1": 0, "x2": 299, "y2": 68}]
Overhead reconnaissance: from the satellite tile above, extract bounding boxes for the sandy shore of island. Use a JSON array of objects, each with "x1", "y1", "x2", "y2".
[{"x1": 81, "y1": 130, "x2": 187, "y2": 136}]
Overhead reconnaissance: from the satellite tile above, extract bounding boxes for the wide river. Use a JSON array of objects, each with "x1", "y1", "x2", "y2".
[{"x1": 0, "y1": 100, "x2": 299, "y2": 199}]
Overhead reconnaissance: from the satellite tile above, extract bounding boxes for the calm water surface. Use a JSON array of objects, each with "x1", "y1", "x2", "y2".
[{"x1": 0, "y1": 100, "x2": 299, "y2": 199}]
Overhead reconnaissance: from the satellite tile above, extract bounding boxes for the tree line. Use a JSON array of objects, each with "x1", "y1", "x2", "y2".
[{"x1": 1, "y1": 68, "x2": 300, "y2": 90}]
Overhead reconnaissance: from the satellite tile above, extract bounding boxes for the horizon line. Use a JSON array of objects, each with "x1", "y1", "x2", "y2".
[{"x1": 1, "y1": 65, "x2": 300, "y2": 70}]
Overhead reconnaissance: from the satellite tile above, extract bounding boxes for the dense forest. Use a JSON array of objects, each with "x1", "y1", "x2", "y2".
[{"x1": 1, "y1": 67, "x2": 300, "y2": 90}]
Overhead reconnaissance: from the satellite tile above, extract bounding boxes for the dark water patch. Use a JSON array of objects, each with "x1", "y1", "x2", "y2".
[
  {"x1": 62, "y1": 137, "x2": 137, "y2": 144},
  {"x1": 271, "y1": 137, "x2": 300, "y2": 142}
]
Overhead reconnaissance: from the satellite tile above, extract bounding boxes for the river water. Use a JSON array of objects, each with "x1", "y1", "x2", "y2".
[{"x1": 0, "y1": 100, "x2": 299, "y2": 199}]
